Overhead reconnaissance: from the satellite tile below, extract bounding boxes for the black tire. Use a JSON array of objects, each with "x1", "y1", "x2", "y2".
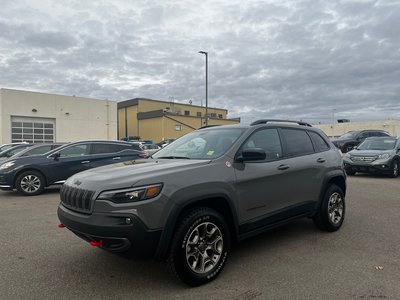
[
  {"x1": 167, "y1": 207, "x2": 230, "y2": 286},
  {"x1": 313, "y1": 184, "x2": 345, "y2": 232},
  {"x1": 345, "y1": 169, "x2": 356, "y2": 176},
  {"x1": 389, "y1": 160, "x2": 399, "y2": 178},
  {"x1": 15, "y1": 171, "x2": 45, "y2": 196}
]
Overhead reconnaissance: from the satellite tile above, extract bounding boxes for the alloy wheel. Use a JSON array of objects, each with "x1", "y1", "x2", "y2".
[
  {"x1": 328, "y1": 192, "x2": 344, "y2": 224},
  {"x1": 185, "y1": 222, "x2": 223, "y2": 274},
  {"x1": 20, "y1": 175, "x2": 41, "y2": 193}
]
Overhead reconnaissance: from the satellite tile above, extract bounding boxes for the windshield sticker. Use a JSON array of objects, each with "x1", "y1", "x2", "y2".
[{"x1": 207, "y1": 150, "x2": 215, "y2": 156}]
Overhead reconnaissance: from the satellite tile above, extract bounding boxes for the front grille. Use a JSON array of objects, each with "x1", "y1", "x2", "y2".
[
  {"x1": 60, "y1": 185, "x2": 95, "y2": 213},
  {"x1": 350, "y1": 155, "x2": 376, "y2": 162}
]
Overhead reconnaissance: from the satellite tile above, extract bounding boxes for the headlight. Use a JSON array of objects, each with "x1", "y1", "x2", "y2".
[
  {"x1": 0, "y1": 161, "x2": 15, "y2": 170},
  {"x1": 377, "y1": 153, "x2": 390, "y2": 159},
  {"x1": 97, "y1": 184, "x2": 163, "y2": 203},
  {"x1": 344, "y1": 153, "x2": 351, "y2": 158}
]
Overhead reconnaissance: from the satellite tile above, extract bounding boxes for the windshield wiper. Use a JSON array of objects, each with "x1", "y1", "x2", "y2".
[{"x1": 157, "y1": 156, "x2": 190, "y2": 159}]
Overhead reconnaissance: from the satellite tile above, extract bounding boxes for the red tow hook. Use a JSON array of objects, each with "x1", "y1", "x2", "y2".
[
  {"x1": 58, "y1": 223, "x2": 65, "y2": 228},
  {"x1": 89, "y1": 240, "x2": 104, "y2": 247}
]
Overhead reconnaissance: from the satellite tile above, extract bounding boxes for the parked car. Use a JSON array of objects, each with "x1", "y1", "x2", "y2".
[
  {"x1": 343, "y1": 136, "x2": 400, "y2": 177},
  {"x1": 156, "y1": 138, "x2": 176, "y2": 147},
  {"x1": 0, "y1": 142, "x2": 28, "y2": 152},
  {"x1": 140, "y1": 143, "x2": 161, "y2": 155},
  {"x1": 331, "y1": 130, "x2": 390, "y2": 153},
  {"x1": 57, "y1": 120, "x2": 346, "y2": 286},
  {"x1": 0, "y1": 144, "x2": 35, "y2": 163},
  {"x1": 0, "y1": 140, "x2": 148, "y2": 196},
  {"x1": 9, "y1": 143, "x2": 65, "y2": 159}
]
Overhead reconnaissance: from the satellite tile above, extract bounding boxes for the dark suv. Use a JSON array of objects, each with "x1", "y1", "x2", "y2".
[
  {"x1": 332, "y1": 130, "x2": 390, "y2": 153},
  {"x1": 57, "y1": 120, "x2": 346, "y2": 286},
  {"x1": 0, "y1": 140, "x2": 147, "y2": 196}
]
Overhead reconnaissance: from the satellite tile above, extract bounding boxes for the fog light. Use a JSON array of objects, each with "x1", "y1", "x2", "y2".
[
  {"x1": 382, "y1": 165, "x2": 386, "y2": 168},
  {"x1": 125, "y1": 217, "x2": 132, "y2": 224}
]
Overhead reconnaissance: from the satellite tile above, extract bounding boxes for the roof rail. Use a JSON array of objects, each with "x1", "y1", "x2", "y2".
[{"x1": 250, "y1": 119, "x2": 312, "y2": 127}]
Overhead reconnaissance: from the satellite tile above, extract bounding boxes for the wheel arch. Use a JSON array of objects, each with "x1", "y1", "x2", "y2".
[
  {"x1": 315, "y1": 173, "x2": 346, "y2": 214},
  {"x1": 155, "y1": 195, "x2": 239, "y2": 261}
]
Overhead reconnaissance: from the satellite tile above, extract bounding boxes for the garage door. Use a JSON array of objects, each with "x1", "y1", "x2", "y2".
[{"x1": 11, "y1": 117, "x2": 55, "y2": 143}]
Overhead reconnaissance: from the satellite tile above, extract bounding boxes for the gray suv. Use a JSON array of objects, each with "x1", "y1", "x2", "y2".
[{"x1": 57, "y1": 120, "x2": 346, "y2": 286}]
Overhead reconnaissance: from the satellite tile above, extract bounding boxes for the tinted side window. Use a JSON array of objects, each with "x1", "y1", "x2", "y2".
[
  {"x1": 59, "y1": 144, "x2": 89, "y2": 157},
  {"x1": 281, "y1": 128, "x2": 314, "y2": 157},
  {"x1": 27, "y1": 145, "x2": 52, "y2": 155},
  {"x1": 241, "y1": 128, "x2": 282, "y2": 161},
  {"x1": 91, "y1": 143, "x2": 131, "y2": 154},
  {"x1": 309, "y1": 131, "x2": 330, "y2": 152}
]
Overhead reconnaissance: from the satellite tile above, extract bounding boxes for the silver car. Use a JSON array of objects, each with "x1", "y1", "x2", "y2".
[{"x1": 343, "y1": 136, "x2": 400, "y2": 177}]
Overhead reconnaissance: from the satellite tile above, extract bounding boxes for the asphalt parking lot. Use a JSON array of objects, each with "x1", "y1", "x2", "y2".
[{"x1": 1, "y1": 175, "x2": 399, "y2": 300}]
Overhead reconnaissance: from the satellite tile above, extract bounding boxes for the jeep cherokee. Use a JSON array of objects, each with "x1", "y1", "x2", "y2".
[{"x1": 57, "y1": 120, "x2": 346, "y2": 286}]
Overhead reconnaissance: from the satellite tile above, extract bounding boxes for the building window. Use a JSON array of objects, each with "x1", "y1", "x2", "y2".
[
  {"x1": 210, "y1": 113, "x2": 217, "y2": 118},
  {"x1": 11, "y1": 117, "x2": 55, "y2": 143},
  {"x1": 218, "y1": 114, "x2": 223, "y2": 119},
  {"x1": 175, "y1": 124, "x2": 182, "y2": 131},
  {"x1": 184, "y1": 110, "x2": 190, "y2": 116},
  {"x1": 197, "y1": 112, "x2": 202, "y2": 117}
]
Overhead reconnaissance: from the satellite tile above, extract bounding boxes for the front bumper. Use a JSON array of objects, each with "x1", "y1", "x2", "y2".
[
  {"x1": 57, "y1": 204, "x2": 162, "y2": 259},
  {"x1": 343, "y1": 158, "x2": 392, "y2": 174}
]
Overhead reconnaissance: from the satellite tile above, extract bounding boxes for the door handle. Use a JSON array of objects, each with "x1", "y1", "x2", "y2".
[
  {"x1": 81, "y1": 160, "x2": 90, "y2": 164},
  {"x1": 277, "y1": 164, "x2": 290, "y2": 170},
  {"x1": 317, "y1": 158, "x2": 326, "y2": 163},
  {"x1": 113, "y1": 157, "x2": 121, "y2": 160}
]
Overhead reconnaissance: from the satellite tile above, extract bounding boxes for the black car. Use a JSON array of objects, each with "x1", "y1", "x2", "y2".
[
  {"x1": 331, "y1": 130, "x2": 390, "y2": 153},
  {"x1": 0, "y1": 140, "x2": 148, "y2": 196},
  {"x1": 0, "y1": 144, "x2": 36, "y2": 163}
]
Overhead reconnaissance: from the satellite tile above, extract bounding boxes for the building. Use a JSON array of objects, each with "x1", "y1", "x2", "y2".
[
  {"x1": 0, "y1": 88, "x2": 117, "y2": 144},
  {"x1": 315, "y1": 119, "x2": 400, "y2": 138},
  {"x1": 117, "y1": 98, "x2": 240, "y2": 143}
]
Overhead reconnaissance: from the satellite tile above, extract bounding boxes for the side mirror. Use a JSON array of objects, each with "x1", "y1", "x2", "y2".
[
  {"x1": 237, "y1": 148, "x2": 266, "y2": 162},
  {"x1": 49, "y1": 152, "x2": 61, "y2": 160},
  {"x1": 353, "y1": 145, "x2": 358, "y2": 150}
]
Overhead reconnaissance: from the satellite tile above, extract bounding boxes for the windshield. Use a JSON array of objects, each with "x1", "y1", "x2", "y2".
[
  {"x1": 357, "y1": 139, "x2": 396, "y2": 151},
  {"x1": 338, "y1": 132, "x2": 358, "y2": 140},
  {"x1": 152, "y1": 128, "x2": 245, "y2": 159}
]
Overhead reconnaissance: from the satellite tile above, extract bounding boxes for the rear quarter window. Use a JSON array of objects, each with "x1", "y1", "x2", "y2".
[{"x1": 309, "y1": 131, "x2": 330, "y2": 152}]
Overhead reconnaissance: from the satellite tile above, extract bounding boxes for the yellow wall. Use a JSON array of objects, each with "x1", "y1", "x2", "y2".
[
  {"x1": 117, "y1": 98, "x2": 239, "y2": 141},
  {"x1": 126, "y1": 106, "x2": 138, "y2": 137}
]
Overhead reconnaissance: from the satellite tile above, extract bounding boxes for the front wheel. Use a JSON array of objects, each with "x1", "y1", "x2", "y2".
[
  {"x1": 313, "y1": 184, "x2": 345, "y2": 232},
  {"x1": 389, "y1": 160, "x2": 399, "y2": 178},
  {"x1": 15, "y1": 171, "x2": 45, "y2": 196},
  {"x1": 167, "y1": 207, "x2": 230, "y2": 286}
]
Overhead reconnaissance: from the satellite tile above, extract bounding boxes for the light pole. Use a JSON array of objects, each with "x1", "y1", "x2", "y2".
[{"x1": 198, "y1": 51, "x2": 208, "y2": 126}]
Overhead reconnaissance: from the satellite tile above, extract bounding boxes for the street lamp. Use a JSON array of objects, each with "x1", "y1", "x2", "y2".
[{"x1": 198, "y1": 51, "x2": 208, "y2": 126}]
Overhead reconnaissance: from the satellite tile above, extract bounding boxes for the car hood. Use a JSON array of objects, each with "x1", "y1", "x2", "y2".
[
  {"x1": 347, "y1": 149, "x2": 393, "y2": 156},
  {"x1": 65, "y1": 158, "x2": 211, "y2": 191}
]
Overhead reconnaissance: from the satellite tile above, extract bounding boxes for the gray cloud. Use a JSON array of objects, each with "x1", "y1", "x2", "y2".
[{"x1": 1, "y1": 0, "x2": 400, "y2": 125}]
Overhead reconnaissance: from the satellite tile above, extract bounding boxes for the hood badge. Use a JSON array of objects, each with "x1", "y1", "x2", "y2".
[
  {"x1": 225, "y1": 161, "x2": 232, "y2": 168},
  {"x1": 74, "y1": 179, "x2": 82, "y2": 186}
]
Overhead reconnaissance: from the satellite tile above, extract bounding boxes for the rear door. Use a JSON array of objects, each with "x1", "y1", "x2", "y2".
[{"x1": 87, "y1": 143, "x2": 142, "y2": 168}]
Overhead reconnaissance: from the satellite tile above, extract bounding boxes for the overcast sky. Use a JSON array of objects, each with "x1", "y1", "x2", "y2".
[{"x1": 1, "y1": 0, "x2": 400, "y2": 124}]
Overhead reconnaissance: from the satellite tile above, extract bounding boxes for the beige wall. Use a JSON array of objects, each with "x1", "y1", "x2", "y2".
[
  {"x1": 0, "y1": 89, "x2": 117, "y2": 143},
  {"x1": 315, "y1": 120, "x2": 400, "y2": 138}
]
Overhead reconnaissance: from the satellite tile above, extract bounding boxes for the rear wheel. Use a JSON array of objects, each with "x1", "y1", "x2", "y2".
[
  {"x1": 389, "y1": 160, "x2": 399, "y2": 178},
  {"x1": 15, "y1": 171, "x2": 45, "y2": 196},
  {"x1": 167, "y1": 207, "x2": 230, "y2": 286},
  {"x1": 313, "y1": 184, "x2": 345, "y2": 232}
]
